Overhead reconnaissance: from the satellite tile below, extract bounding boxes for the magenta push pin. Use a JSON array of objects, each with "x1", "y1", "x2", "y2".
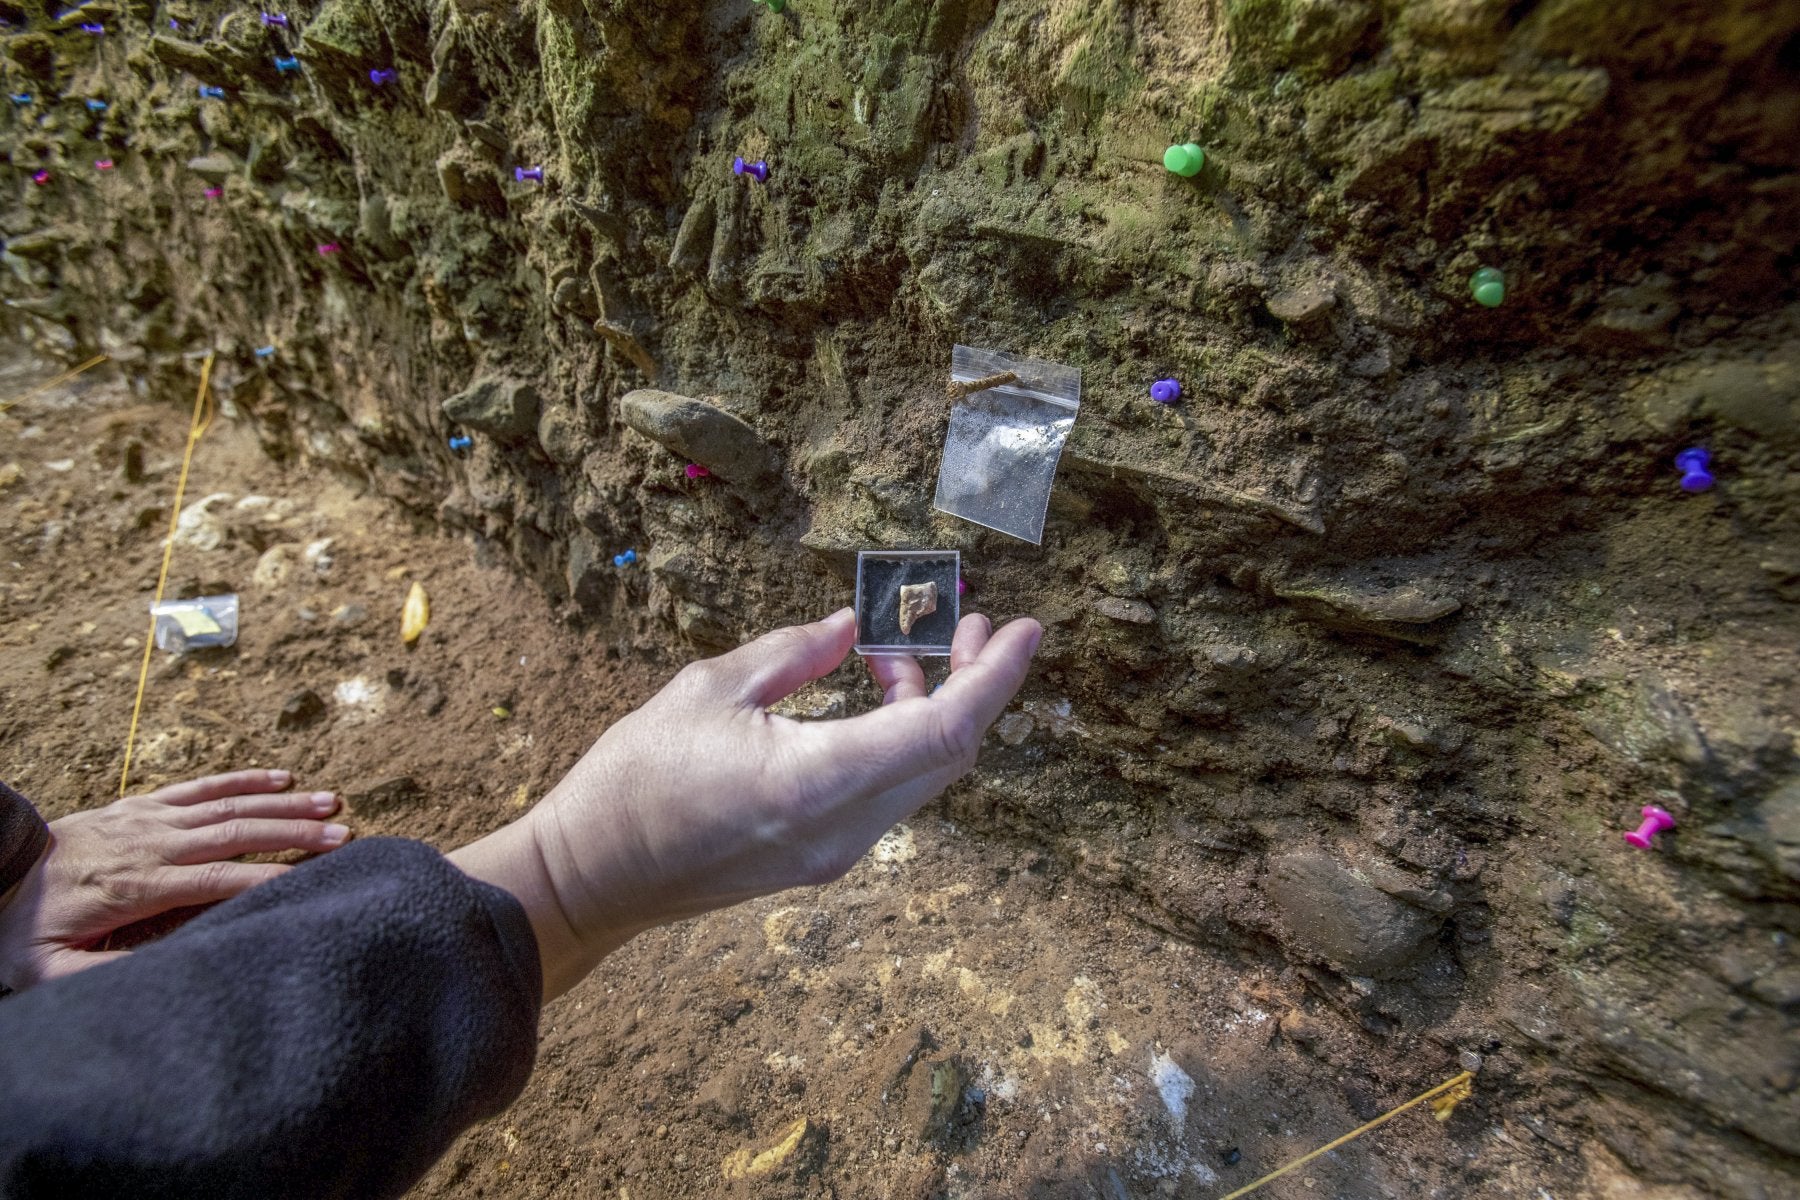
[
  {"x1": 732, "y1": 156, "x2": 769, "y2": 182},
  {"x1": 203, "y1": 186, "x2": 222, "y2": 198},
  {"x1": 684, "y1": 463, "x2": 709, "y2": 478},
  {"x1": 31, "y1": 170, "x2": 49, "y2": 185},
  {"x1": 94, "y1": 158, "x2": 114, "y2": 170},
  {"x1": 956, "y1": 577, "x2": 968, "y2": 596},
  {"x1": 1623, "y1": 805, "x2": 1675, "y2": 849},
  {"x1": 514, "y1": 166, "x2": 544, "y2": 183},
  {"x1": 316, "y1": 241, "x2": 341, "y2": 255}
]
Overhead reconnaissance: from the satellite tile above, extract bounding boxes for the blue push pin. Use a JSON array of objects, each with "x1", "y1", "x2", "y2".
[
  {"x1": 253, "y1": 344, "x2": 276, "y2": 358},
  {"x1": 80, "y1": 22, "x2": 104, "y2": 35},
  {"x1": 198, "y1": 85, "x2": 226, "y2": 100},
  {"x1": 368, "y1": 68, "x2": 397, "y2": 86},
  {"x1": 448, "y1": 434, "x2": 472, "y2": 452},
  {"x1": 1150, "y1": 378, "x2": 1182, "y2": 404},
  {"x1": 10, "y1": 93, "x2": 31, "y2": 105},
  {"x1": 85, "y1": 98, "x2": 107, "y2": 112},
  {"x1": 1675, "y1": 448, "x2": 1713, "y2": 493},
  {"x1": 274, "y1": 56, "x2": 300, "y2": 73},
  {"x1": 732, "y1": 156, "x2": 769, "y2": 183},
  {"x1": 612, "y1": 549, "x2": 637, "y2": 568}
]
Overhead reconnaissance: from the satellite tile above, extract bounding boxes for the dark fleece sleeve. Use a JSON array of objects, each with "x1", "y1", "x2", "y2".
[
  {"x1": 0, "y1": 780, "x2": 49, "y2": 899},
  {"x1": 0, "y1": 836, "x2": 542, "y2": 1200}
]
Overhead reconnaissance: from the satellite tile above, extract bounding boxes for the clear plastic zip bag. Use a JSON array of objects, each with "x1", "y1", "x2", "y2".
[{"x1": 932, "y1": 345, "x2": 1081, "y2": 545}]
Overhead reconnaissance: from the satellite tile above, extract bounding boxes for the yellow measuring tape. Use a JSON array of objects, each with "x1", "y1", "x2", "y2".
[
  {"x1": 0, "y1": 352, "x2": 110, "y2": 415},
  {"x1": 1217, "y1": 1071, "x2": 1476, "y2": 1199},
  {"x1": 118, "y1": 353, "x2": 217, "y2": 798}
]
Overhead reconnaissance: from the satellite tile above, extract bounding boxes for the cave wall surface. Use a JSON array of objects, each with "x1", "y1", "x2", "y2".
[{"x1": 3, "y1": 0, "x2": 1799, "y2": 1194}]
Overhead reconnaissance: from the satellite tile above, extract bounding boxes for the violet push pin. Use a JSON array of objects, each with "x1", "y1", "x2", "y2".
[
  {"x1": 198, "y1": 85, "x2": 226, "y2": 100},
  {"x1": 1150, "y1": 378, "x2": 1182, "y2": 405},
  {"x1": 316, "y1": 242, "x2": 341, "y2": 255},
  {"x1": 731, "y1": 156, "x2": 769, "y2": 183},
  {"x1": 447, "y1": 434, "x2": 472, "y2": 452},
  {"x1": 94, "y1": 158, "x2": 113, "y2": 171},
  {"x1": 1623, "y1": 805, "x2": 1675, "y2": 849},
  {"x1": 368, "y1": 68, "x2": 397, "y2": 86},
  {"x1": 684, "y1": 463, "x2": 709, "y2": 478},
  {"x1": 31, "y1": 170, "x2": 49, "y2": 185},
  {"x1": 260, "y1": 12, "x2": 289, "y2": 27},
  {"x1": 80, "y1": 22, "x2": 104, "y2": 35},
  {"x1": 274, "y1": 56, "x2": 300, "y2": 73},
  {"x1": 1675, "y1": 448, "x2": 1713, "y2": 493},
  {"x1": 514, "y1": 166, "x2": 544, "y2": 183}
]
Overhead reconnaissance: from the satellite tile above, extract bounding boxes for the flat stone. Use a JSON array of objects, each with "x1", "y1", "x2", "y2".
[
  {"x1": 186, "y1": 154, "x2": 240, "y2": 184},
  {"x1": 150, "y1": 35, "x2": 237, "y2": 85},
  {"x1": 276, "y1": 688, "x2": 326, "y2": 730},
  {"x1": 1267, "y1": 850, "x2": 1443, "y2": 976},
  {"x1": 345, "y1": 775, "x2": 422, "y2": 814},
  {"x1": 1267, "y1": 281, "x2": 1336, "y2": 323},
  {"x1": 442, "y1": 376, "x2": 540, "y2": 440},
  {"x1": 1092, "y1": 595, "x2": 1156, "y2": 624},
  {"x1": 621, "y1": 389, "x2": 776, "y2": 483}
]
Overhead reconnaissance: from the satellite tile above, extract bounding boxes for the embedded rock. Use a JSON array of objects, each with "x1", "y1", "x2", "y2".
[
  {"x1": 620, "y1": 389, "x2": 776, "y2": 483},
  {"x1": 442, "y1": 377, "x2": 540, "y2": 440},
  {"x1": 1267, "y1": 851, "x2": 1443, "y2": 977}
]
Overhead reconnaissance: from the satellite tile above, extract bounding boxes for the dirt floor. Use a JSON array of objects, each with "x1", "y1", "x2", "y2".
[{"x1": 3, "y1": 368, "x2": 1742, "y2": 1200}]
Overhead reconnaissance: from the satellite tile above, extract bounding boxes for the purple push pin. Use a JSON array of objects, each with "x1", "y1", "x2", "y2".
[
  {"x1": 956, "y1": 578, "x2": 968, "y2": 596},
  {"x1": 316, "y1": 241, "x2": 340, "y2": 255},
  {"x1": 684, "y1": 463, "x2": 709, "y2": 479},
  {"x1": 1623, "y1": 805, "x2": 1675, "y2": 849},
  {"x1": 1150, "y1": 378, "x2": 1182, "y2": 404},
  {"x1": 368, "y1": 68, "x2": 397, "y2": 86},
  {"x1": 260, "y1": 12, "x2": 289, "y2": 28},
  {"x1": 31, "y1": 170, "x2": 49, "y2": 185},
  {"x1": 1675, "y1": 448, "x2": 1713, "y2": 493},
  {"x1": 732, "y1": 156, "x2": 769, "y2": 183},
  {"x1": 514, "y1": 166, "x2": 544, "y2": 183},
  {"x1": 81, "y1": 23, "x2": 104, "y2": 34}
]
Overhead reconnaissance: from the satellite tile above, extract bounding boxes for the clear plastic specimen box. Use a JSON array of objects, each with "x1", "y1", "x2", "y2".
[
  {"x1": 933, "y1": 345, "x2": 1081, "y2": 545},
  {"x1": 150, "y1": 594, "x2": 240, "y2": 653},
  {"x1": 854, "y1": 550, "x2": 960, "y2": 656}
]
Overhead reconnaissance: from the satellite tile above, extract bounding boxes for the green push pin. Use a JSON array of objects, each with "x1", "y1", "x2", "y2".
[
  {"x1": 1163, "y1": 142, "x2": 1205, "y2": 177},
  {"x1": 1470, "y1": 267, "x2": 1505, "y2": 307},
  {"x1": 753, "y1": 0, "x2": 785, "y2": 11}
]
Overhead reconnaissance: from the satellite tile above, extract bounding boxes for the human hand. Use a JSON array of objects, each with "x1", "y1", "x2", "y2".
[
  {"x1": 0, "y1": 770, "x2": 350, "y2": 991},
  {"x1": 451, "y1": 608, "x2": 1040, "y2": 998}
]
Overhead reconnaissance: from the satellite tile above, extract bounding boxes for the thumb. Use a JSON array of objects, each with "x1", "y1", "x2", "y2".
[{"x1": 708, "y1": 608, "x2": 858, "y2": 708}]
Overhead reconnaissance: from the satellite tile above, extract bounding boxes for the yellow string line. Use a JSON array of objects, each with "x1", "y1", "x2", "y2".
[
  {"x1": 118, "y1": 353, "x2": 216, "y2": 798},
  {"x1": 0, "y1": 352, "x2": 110, "y2": 414},
  {"x1": 1216, "y1": 1071, "x2": 1476, "y2": 1200}
]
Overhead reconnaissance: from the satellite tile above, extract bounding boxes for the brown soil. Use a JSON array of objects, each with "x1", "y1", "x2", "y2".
[{"x1": 4, "y1": 365, "x2": 1749, "y2": 1200}]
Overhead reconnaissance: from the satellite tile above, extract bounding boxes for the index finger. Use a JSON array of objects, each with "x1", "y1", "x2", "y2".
[
  {"x1": 813, "y1": 617, "x2": 1041, "y2": 797},
  {"x1": 146, "y1": 770, "x2": 295, "y2": 805}
]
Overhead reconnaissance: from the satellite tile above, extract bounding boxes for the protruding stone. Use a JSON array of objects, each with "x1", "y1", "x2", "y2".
[
  {"x1": 1267, "y1": 280, "x2": 1336, "y2": 324},
  {"x1": 186, "y1": 154, "x2": 240, "y2": 184},
  {"x1": 442, "y1": 376, "x2": 540, "y2": 440},
  {"x1": 150, "y1": 35, "x2": 236, "y2": 85},
  {"x1": 898, "y1": 581, "x2": 937, "y2": 635},
  {"x1": 621, "y1": 389, "x2": 777, "y2": 483},
  {"x1": 1267, "y1": 851, "x2": 1443, "y2": 977},
  {"x1": 1092, "y1": 596, "x2": 1156, "y2": 624}
]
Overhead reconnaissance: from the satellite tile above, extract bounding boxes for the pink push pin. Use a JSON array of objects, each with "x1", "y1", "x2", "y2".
[
  {"x1": 1623, "y1": 805, "x2": 1675, "y2": 849},
  {"x1": 684, "y1": 463, "x2": 709, "y2": 478},
  {"x1": 94, "y1": 158, "x2": 114, "y2": 171},
  {"x1": 31, "y1": 170, "x2": 49, "y2": 185},
  {"x1": 316, "y1": 242, "x2": 341, "y2": 255},
  {"x1": 203, "y1": 186, "x2": 222, "y2": 198}
]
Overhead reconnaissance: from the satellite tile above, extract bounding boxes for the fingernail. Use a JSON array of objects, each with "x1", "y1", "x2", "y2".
[
  {"x1": 321, "y1": 823, "x2": 350, "y2": 845},
  {"x1": 310, "y1": 792, "x2": 337, "y2": 812},
  {"x1": 270, "y1": 769, "x2": 292, "y2": 787}
]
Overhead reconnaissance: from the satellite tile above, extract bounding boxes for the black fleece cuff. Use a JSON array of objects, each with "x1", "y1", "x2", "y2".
[{"x1": 0, "y1": 780, "x2": 49, "y2": 899}]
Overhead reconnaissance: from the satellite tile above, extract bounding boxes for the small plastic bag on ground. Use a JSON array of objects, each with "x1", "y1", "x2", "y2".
[
  {"x1": 933, "y1": 345, "x2": 1081, "y2": 545},
  {"x1": 150, "y1": 594, "x2": 239, "y2": 652}
]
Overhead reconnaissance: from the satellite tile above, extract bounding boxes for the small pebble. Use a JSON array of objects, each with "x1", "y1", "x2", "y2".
[
  {"x1": 514, "y1": 166, "x2": 544, "y2": 183},
  {"x1": 1163, "y1": 142, "x2": 1205, "y2": 177},
  {"x1": 1674, "y1": 447, "x2": 1713, "y2": 493},
  {"x1": 1470, "y1": 267, "x2": 1505, "y2": 307},
  {"x1": 1222, "y1": 1147, "x2": 1241, "y2": 1166},
  {"x1": 732, "y1": 156, "x2": 769, "y2": 183},
  {"x1": 1150, "y1": 378, "x2": 1182, "y2": 404}
]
